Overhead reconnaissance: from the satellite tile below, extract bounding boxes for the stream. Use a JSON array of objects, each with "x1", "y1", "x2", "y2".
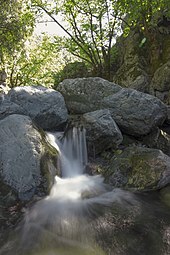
[{"x1": 0, "y1": 128, "x2": 170, "y2": 255}]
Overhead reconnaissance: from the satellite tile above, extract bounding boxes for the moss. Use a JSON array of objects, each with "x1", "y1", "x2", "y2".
[
  {"x1": 105, "y1": 146, "x2": 165, "y2": 190},
  {"x1": 36, "y1": 127, "x2": 60, "y2": 195},
  {"x1": 126, "y1": 151, "x2": 162, "y2": 189}
]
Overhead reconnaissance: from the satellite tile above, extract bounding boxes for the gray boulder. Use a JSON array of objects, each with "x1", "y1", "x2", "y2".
[
  {"x1": 58, "y1": 77, "x2": 167, "y2": 136},
  {"x1": 7, "y1": 86, "x2": 68, "y2": 130},
  {"x1": 102, "y1": 89, "x2": 167, "y2": 136},
  {"x1": 0, "y1": 114, "x2": 58, "y2": 201},
  {"x1": 57, "y1": 77, "x2": 121, "y2": 113},
  {"x1": 0, "y1": 97, "x2": 26, "y2": 120},
  {"x1": 149, "y1": 61, "x2": 170, "y2": 104},
  {"x1": 166, "y1": 106, "x2": 170, "y2": 124},
  {"x1": 113, "y1": 65, "x2": 149, "y2": 93},
  {"x1": 82, "y1": 109, "x2": 123, "y2": 155},
  {"x1": 142, "y1": 128, "x2": 170, "y2": 156},
  {"x1": 105, "y1": 146, "x2": 170, "y2": 190}
]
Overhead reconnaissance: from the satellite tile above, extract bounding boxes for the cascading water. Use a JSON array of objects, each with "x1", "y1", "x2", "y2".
[
  {"x1": 2, "y1": 127, "x2": 137, "y2": 255},
  {"x1": 1, "y1": 128, "x2": 170, "y2": 255},
  {"x1": 48, "y1": 127, "x2": 88, "y2": 178},
  {"x1": 45, "y1": 127, "x2": 130, "y2": 203}
]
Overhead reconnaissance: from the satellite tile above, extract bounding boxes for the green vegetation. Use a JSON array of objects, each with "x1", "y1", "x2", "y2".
[
  {"x1": 8, "y1": 35, "x2": 64, "y2": 87},
  {"x1": 0, "y1": 0, "x2": 34, "y2": 78},
  {"x1": 53, "y1": 61, "x2": 89, "y2": 87},
  {"x1": 0, "y1": 0, "x2": 169, "y2": 88}
]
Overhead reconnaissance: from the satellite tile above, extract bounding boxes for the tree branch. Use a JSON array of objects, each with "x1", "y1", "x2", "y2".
[{"x1": 34, "y1": 3, "x2": 97, "y2": 66}]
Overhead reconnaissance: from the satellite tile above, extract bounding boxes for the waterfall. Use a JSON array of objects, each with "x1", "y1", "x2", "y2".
[
  {"x1": 1, "y1": 128, "x2": 170, "y2": 255},
  {"x1": 46, "y1": 127, "x2": 108, "y2": 200},
  {"x1": 47, "y1": 127, "x2": 88, "y2": 177},
  {"x1": 13, "y1": 127, "x2": 136, "y2": 255},
  {"x1": 60, "y1": 127, "x2": 88, "y2": 177}
]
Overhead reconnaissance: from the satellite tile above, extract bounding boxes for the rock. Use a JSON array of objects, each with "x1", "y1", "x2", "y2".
[
  {"x1": 58, "y1": 77, "x2": 167, "y2": 136},
  {"x1": 160, "y1": 185, "x2": 170, "y2": 207},
  {"x1": 0, "y1": 179, "x2": 20, "y2": 245},
  {"x1": 112, "y1": 16, "x2": 170, "y2": 97},
  {"x1": 0, "y1": 98, "x2": 26, "y2": 120},
  {"x1": 142, "y1": 128, "x2": 170, "y2": 156},
  {"x1": 0, "y1": 114, "x2": 58, "y2": 201},
  {"x1": 113, "y1": 65, "x2": 149, "y2": 92},
  {"x1": 150, "y1": 61, "x2": 170, "y2": 104},
  {"x1": 105, "y1": 146, "x2": 170, "y2": 190},
  {"x1": 129, "y1": 73, "x2": 149, "y2": 92},
  {"x1": 7, "y1": 86, "x2": 68, "y2": 130},
  {"x1": 82, "y1": 109, "x2": 123, "y2": 155},
  {"x1": 112, "y1": 30, "x2": 149, "y2": 92},
  {"x1": 102, "y1": 88, "x2": 167, "y2": 136},
  {"x1": 57, "y1": 77, "x2": 122, "y2": 113},
  {"x1": 166, "y1": 106, "x2": 170, "y2": 124}
]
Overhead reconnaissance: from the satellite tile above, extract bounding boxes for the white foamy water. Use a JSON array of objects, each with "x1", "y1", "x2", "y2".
[
  {"x1": 17, "y1": 128, "x2": 136, "y2": 255},
  {"x1": 46, "y1": 127, "x2": 88, "y2": 177}
]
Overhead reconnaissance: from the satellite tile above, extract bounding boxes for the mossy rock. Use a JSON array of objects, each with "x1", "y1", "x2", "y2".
[
  {"x1": 160, "y1": 185, "x2": 170, "y2": 207},
  {"x1": 105, "y1": 146, "x2": 170, "y2": 190},
  {"x1": 39, "y1": 130, "x2": 59, "y2": 194}
]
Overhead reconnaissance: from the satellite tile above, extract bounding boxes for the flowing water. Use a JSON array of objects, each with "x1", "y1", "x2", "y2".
[{"x1": 1, "y1": 128, "x2": 170, "y2": 255}]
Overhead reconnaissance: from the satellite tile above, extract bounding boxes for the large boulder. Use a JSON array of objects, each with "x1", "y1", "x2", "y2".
[
  {"x1": 58, "y1": 77, "x2": 167, "y2": 136},
  {"x1": 82, "y1": 109, "x2": 123, "y2": 155},
  {"x1": 113, "y1": 64, "x2": 149, "y2": 93},
  {"x1": 57, "y1": 77, "x2": 121, "y2": 113},
  {"x1": 7, "y1": 86, "x2": 68, "y2": 130},
  {"x1": 105, "y1": 146, "x2": 170, "y2": 190},
  {"x1": 102, "y1": 89, "x2": 167, "y2": 136},
  {"x1": 149, "y1": 61, "x2": 170, "y2": 104},
  {"x1": 0, "y1": 97, "x2": 26, "y2": 120},
  {"x1": 112, "y1": 30, "x2": 149, "y2": 93},
  {"x1": 0, "y1": 114, "x2": 58, "y2": 201}
]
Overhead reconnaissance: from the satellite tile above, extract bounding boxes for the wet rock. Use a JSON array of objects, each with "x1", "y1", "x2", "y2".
[
  {"x1": 82, "y1": 109, "x2": 123, "y2": 155},
  {"x1": 160, "y1": 185, "x2": 170, "y2": 207},
  {"x1": 7, "y1": 86, "x2": 68, "y2": 131},
  {"x1": 58, "y1": 77, "x2": 167, "y2": 136},
  {"x1": 0, "y1": 114, "x2": 58, "y2": 201},
  {"x1": 0, "y1": 179, "x2": 20, "y2": 246},
  {"x1": 166, "y1": 106, "x2": 170, "y2": 124},
  {"x1": 105, "y1": 146, "x2": 170, "y2": 190}
]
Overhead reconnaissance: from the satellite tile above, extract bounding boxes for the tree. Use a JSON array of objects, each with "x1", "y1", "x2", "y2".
[
  {"x1": 32, "y1": 0, "x2": 169, "y2": 81},
  {"x1": 115, "y1": 0, "x2": 170, "y2": 36},
  {"x1": 0, "y1": 0, "x2": 35, "y2": 67},
  {"x1": 32, "y1": 0, "x2": 122, "y2": 80},
  {"x1": 7, "y1": 35, "x2": 65, "y2": 87}
]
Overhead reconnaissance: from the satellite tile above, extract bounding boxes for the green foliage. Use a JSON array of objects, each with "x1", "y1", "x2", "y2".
[
  {"x1": 7, "y1": 35, "x2": 65, "y2": 88},
  {"x1": 115, "y1": 0, "x2": 170, "y2": 35},
  {"x1": 1, "y1": 0, "x2": 168, "y2": 88},
  {"x1": 0, "y1": 0, "x2": 34, "y2": 65},
  {"x1": 32, "y1": 0, "x2": 122, "y2": 80},
  {"x1": 32, "y1": 0, "x2": 169, "y2": 81},
  {"x1": 53, "y1": 61, "x2": 89, "y2": 88}
]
